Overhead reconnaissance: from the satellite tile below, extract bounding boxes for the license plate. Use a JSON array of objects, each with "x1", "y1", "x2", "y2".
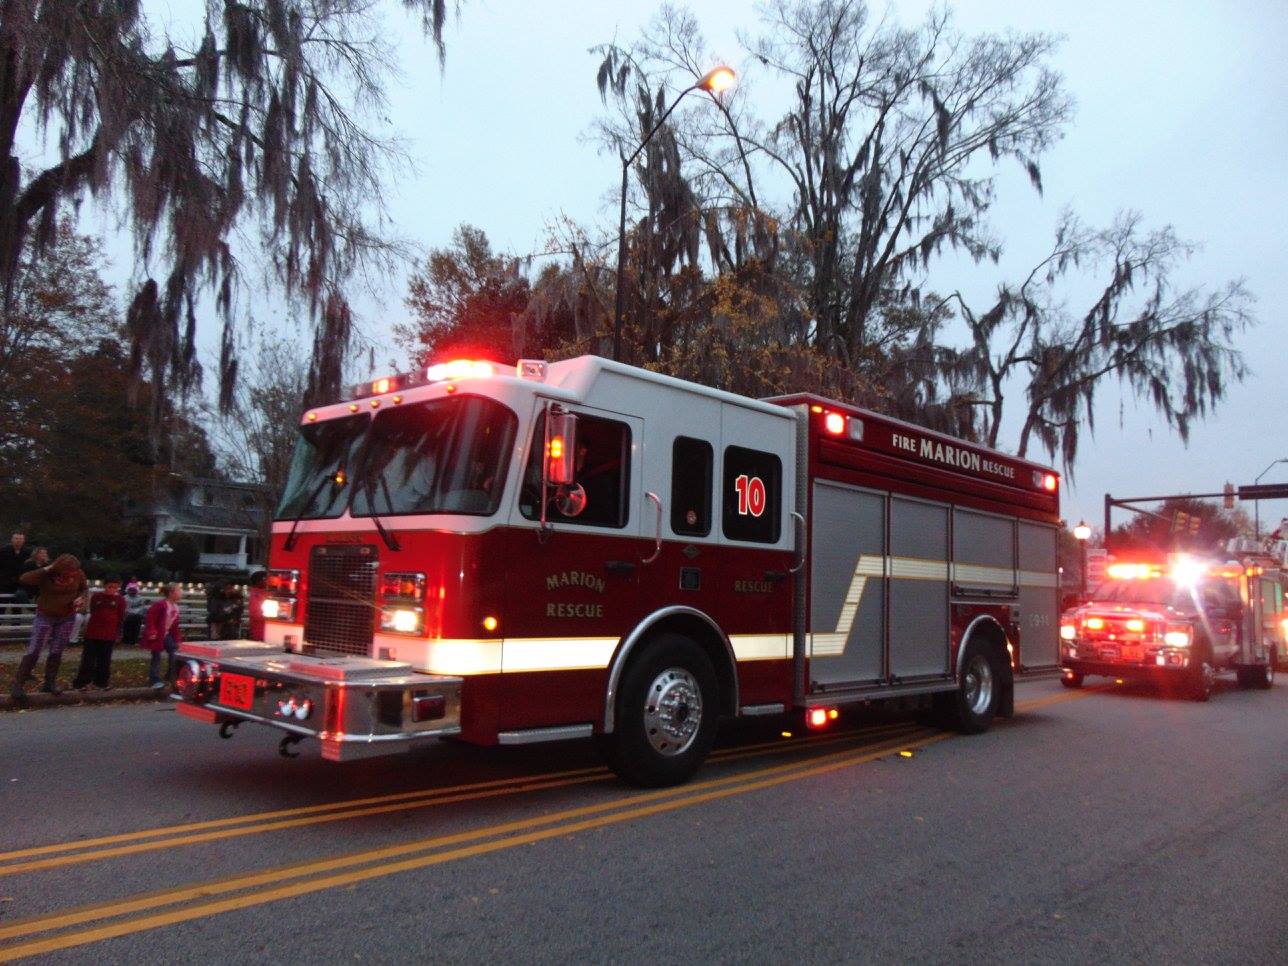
[
  {"x1": 218, "y1": 673, "x2": 256, "y2": 711},
  {"x1": 1100, "y1": 646, "x2": 1120, "y2": 661},
  {"x1": 1121, "y1": 646, "x2": 1142, "y2": 663}
]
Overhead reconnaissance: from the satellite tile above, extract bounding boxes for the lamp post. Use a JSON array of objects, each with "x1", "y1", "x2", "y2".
[
  {"x1": 611, "y1": 66, "x2": 735, "y2": 363},
  {"x1": 1253, "y1": 458, "x2": 1288, "y2": 541},
  {"x1": 1073, "y1": 520, "x2": 1091, "y2": 599}
]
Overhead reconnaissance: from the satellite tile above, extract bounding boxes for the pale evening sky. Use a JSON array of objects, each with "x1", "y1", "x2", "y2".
[{"x1": 59, "y1": 0, "x2": 1288, "y2": 530}]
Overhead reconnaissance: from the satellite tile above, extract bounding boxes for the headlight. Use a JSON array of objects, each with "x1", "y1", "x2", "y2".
[
  {"x1": 1060, "y1": 624, "x2": 1077, "y2": 641},
  {"x1": 1163, "y1": 626, "x2": 1191, "y2": 648},
  {"x1": 380, "y1": 607, "x2": 424, "y2": 635},
  {"x1": 266, "y1": 569, "x2": 300, "y2": 595}
]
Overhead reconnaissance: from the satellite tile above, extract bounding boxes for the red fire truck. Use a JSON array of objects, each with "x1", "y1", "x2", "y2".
[
  {"x1": 1058, "y1": 554, "x2": 1281, "y2": 699},
  {"x1": 174, "y1": 356, "x2": 1062, "y2": 785}
]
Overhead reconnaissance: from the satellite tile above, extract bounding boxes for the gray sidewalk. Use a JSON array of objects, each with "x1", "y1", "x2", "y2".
[{"x1": 0, "y1": 645, "x2": 151, "y2": 662}]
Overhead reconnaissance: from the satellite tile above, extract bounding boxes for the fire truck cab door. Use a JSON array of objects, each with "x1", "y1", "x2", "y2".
[{"x1": 507, "y1": 402, "x2": 644, "y2": 664}]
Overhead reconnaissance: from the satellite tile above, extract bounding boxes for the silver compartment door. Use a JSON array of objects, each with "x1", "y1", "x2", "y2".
[
  {"x1": 808, "y1": 481, "x2": 887, "y2": 688},
  {"x1": 1018, "y1": 521, "x2": 1060, "y2": 669},
  {"x1": 889, "y1": 496, "x2": 950, "y2": 679}
]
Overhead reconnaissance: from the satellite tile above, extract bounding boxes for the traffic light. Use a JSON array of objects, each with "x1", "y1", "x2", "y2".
[
  {"x1": 1172, "y1": 511, "x2": 1189, "y2": 535},
  {"x1": 1223, "y1": 482, "x2": 1235, "y2": 510}
]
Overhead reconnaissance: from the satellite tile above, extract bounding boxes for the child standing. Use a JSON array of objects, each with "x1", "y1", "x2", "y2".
[
  {"x1": 121, "y1": 581, "x2": 147, "y2": 646},
  {"x1": 142, "y1": 583, "x2": 184, "y2": 689},
  {"x1": 73, "y1": 577, "x2": 126, "y2": 691}
]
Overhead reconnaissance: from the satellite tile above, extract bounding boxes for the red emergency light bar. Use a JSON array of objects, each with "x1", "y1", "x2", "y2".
[{"x1": 347, "y1": 358, "x2": 500, "y2": 401}]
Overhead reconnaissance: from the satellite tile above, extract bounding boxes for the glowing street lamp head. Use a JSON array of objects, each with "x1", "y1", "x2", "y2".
[
  {"x1": 1073, "y1": 521, "x2": 1092, "y2": 542},
  {"x1": 698, "y1": 66, "x2": 736, "y2": 94}
]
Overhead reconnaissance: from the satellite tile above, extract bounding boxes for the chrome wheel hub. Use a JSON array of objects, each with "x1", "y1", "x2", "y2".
[
  {"x1": 963, "y1": 655, "x2": 994, "y2": 715},
  {"x1": 643, "y1": 667, "x2": 703, "y2": 756}
]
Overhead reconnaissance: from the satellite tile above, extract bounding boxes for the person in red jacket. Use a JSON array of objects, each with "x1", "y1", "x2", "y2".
[
  {"x1": 72, "y1": 576, "x2": 126, "y2": 691},
  {"x1": 141, "y1": 583, "x2": 184, "y2": 689}
]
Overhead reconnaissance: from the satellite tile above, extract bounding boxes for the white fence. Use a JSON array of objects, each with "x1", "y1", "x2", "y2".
[{"x1": 0, "y1": 583, "x2": 244, "y2": 643}]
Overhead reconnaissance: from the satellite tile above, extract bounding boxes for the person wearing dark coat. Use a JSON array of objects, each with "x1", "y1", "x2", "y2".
[{"x1": 0, "y1": 532, "x2": 31, "y2": 598}]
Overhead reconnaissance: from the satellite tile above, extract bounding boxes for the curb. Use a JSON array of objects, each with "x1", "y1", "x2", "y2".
[{"x1": 0, "y1": 687, "x2": 173, "y2": 711}]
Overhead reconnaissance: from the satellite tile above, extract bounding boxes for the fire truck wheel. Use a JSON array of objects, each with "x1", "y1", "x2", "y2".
[
  {"x1": 1237, "y1": 663, "x2": 1274, "y2": 690},
  {"x1": 1189, "y1": 660, "x2": 1215, "y2": 702},
  {"x1": 942, "y1": 641, "x2": 1000, "y2": 735},
  {"x1": 599, "y1": 634, "x2": 719, "y2": 788},
  {"x1": 1060, "y1": 671, "x2": 1084, "y2": 689}
]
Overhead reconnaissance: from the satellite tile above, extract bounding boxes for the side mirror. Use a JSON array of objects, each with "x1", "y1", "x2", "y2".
[
  {"x1": 555, "y1": 483, "x2": 587, "y2": 518},
  {"x1": 546, "y1": 411, "x2": 578, "y2": 486}
]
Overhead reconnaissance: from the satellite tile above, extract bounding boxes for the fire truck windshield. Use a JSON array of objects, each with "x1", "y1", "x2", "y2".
[
  {"x1": 1090, "y1": 576, "x2": 1239, "y2": 614},
  {"x1": 275, "y1": 414, "x2": 369, "y2": 520},
  {"x1": 349, "y1": 395, "x2": 517, "y2": 518}
]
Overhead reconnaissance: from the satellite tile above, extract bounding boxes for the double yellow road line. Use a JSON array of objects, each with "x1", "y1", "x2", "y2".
[{"x1": 0, "y1": 690, "x2": 1088, "y2": 961}]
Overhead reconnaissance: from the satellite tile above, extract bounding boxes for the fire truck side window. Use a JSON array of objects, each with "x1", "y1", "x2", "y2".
[
  {"x1": 721, "y1": 446, "x2": 782, "y2": 543},
  {"x1": 520, "y1": 412, "x2": 631, "y2": 528},
  {"x1": 671, "y1": 437, "x2": 713, "y2": 537}
]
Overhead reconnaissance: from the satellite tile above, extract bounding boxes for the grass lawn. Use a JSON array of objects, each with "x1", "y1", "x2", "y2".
[{"x1": 1, "y1": 655, "x2": 155, "y2": 693}]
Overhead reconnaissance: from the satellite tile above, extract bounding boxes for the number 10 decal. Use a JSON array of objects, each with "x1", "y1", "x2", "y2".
[{"x1": 734, "y1": 474, "x2": 767, "y2": 517}]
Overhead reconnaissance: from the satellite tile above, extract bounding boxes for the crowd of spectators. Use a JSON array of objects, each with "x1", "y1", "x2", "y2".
[{"x1": 3, "y1": 530, "x2": 267, "y2": 704}]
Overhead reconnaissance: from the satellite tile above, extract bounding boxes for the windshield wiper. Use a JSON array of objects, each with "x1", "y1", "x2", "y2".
[
  {"x1": 362, "y1": 472, "x2": 401, "y2": 552},
  {"x1": 283, "y1": 466, "x2": 343, "y2": 551}
]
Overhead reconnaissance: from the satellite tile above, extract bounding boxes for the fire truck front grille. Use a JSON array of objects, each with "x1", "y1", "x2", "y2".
[{"x1": 303, "y1": 545, "x2": 378, "y2": 656}]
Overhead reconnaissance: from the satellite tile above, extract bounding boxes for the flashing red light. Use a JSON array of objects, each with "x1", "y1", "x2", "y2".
[
  {"x1": 372, "y1": 377, "x2": 392, "y2": 395},
  {"x1": 1042, "y1": 473, "x2": 1058, "y2": 492},
  {"x1": 824, "y1": 412, "x2": 846, "y2": 435},
  {"x1": 427, "y1": 359, "x2": 495, "y2": 382}
]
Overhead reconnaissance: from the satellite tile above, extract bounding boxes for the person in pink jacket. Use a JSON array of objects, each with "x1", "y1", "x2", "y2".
[{"x1": 142, "y1": 583, "x2": 184, "y2": 689}]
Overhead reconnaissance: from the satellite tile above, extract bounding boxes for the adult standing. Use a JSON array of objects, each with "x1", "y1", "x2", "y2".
[
  {"x1": 11, "y1": 554, "x2": 87, "y2": 702},
  {"x1": 0, "y1": 532, "x2": 31, "y2": 600}
]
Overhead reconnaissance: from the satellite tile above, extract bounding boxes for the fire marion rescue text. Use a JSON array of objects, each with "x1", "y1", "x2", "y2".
[
  {"x1": 890, "y1": 432, "x2": 1016, "y2": 480},
  {"x1": 545, "y1": 570, "x2": 607, "y2": 619}
]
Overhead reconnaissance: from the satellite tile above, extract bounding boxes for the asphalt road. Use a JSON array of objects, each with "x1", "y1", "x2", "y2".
[{"x1": 1, "y1": 675, "x2": 1285, "y2": 964}]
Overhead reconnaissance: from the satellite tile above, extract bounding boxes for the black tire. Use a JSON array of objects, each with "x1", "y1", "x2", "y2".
[
  {"x1": 598, "y1": 633, "x2": 720, "y2": 788},
  {"x1": 941, "y1": 640, "x2": 1000, "y2": 734},
  {"x1": 1189, "y1": 659, "x2": 1215, "y2": 702},
  {"x1": 1060, "y1": 670, "x2": 1084, "y2": 689},
  {"x1": 1239, "y1": 662, "x2": 1274, "y2": 691}
]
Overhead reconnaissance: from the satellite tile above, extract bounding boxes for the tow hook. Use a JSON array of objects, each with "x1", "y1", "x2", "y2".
[
  {"x1": 219, "y1": 721, "x2": 240, "y2": 740},
  {"x1": 279, "y1": 734, "x2": 304, "y2": 758}
]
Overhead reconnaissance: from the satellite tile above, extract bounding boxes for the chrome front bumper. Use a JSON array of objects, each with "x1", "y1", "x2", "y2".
[{"x1": 173, "y1": 640, "x2": 463, "y2": 761}]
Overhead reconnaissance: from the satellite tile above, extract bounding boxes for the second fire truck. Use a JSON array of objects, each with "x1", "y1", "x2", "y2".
[
  {"x1": 174, "y1": 356, "x2": 1063, "y2": 785},
  {"x1": 1059, "y1": 552, "x2": 1283, "y2": 699}
]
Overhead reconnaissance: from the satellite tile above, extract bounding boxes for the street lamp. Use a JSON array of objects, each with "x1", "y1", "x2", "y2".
[
  {"x1": 611, "y1": 66, "x2": 736, "y2": 363},
  {"x1": 1253, "y1": 458, "x2": 1288, "y2": 541},
  {"x1": 1073, "y1": 520, "x2": 1091, "y2": 599}
]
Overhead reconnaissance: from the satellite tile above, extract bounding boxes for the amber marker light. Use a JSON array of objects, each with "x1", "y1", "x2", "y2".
[
  {"x1": 349, "y1": 404, "x2": 359, "y2": 412},
  {"x1": 370, "y1": 399, "x2": 380, "y2": 408},
  {"x1": 482, "y1": 615, "x2": 499, "y2": 633},
  {"x1": 306, "y1": 412, "x2": 318, "y2": 422},
  {"x1": 698, "y1": 66, "x2": 736, "y2": 94}
]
